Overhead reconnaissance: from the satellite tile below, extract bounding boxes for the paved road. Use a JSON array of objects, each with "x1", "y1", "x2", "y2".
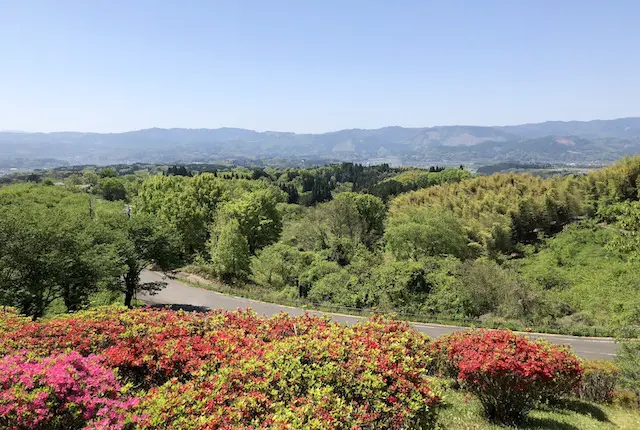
[{"x1": 139, "y1": 270, "x2": 618, "y2": 360}]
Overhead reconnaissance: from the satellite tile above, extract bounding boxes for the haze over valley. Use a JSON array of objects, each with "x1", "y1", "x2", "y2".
[{"x1": 3, "y1": 117, "x2": 640, "y2": 171}]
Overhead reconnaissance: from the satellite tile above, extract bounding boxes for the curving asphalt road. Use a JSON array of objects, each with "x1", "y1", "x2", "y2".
[{"x1": 139, "y1": 270, "x2": 619, "y2": 360}]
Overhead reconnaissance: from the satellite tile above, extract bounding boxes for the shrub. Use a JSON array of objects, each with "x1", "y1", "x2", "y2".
[
  {"x1": 134, "y1": 316, "x2": 441, "y2": 429},
  {"x1": 613, "y1": 388, "x2": 640, "y2": 409},
  {"x1": 0, "y1": 307, "x2": 245, "y2": 386},
  {"x1": 0, "y1": 308, "x2": 443, "y2": 428},
  {"x1": 575, "y1": 360, "x2": 620, "y2": 403},
  {"x1": 431, "y1": 329, "x2": 583, "y2": 425},
  {"x1": 385, "y1": 207, "x2": 469, "y2": 260},
  {"x1": 209, "y1": 218, "x2": 251, "y2": 282},
  {"x1": 615, "y1": 340, "x2": 640, "y2": 407},
  {"x1": 0, "y1": 306, "x2": 129, "y2": 357},
  {"x1": 102, "y1": 312, "x2": 265, "y2": 387},
  {"x1": 0, "y1": 351, "x2": 136, "y2": 429},
  {"x1": 0, "y1": 306, "x2": 29, "y2": 337}
]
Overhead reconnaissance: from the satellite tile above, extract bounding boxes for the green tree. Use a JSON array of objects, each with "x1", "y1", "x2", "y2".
[
  {"x1": 66, "y1": 174, "x2": 83, "y2": 186},
  {"x1": 298, "y1": 259, "x2": 341, "y2": 297},
  {"x1": 284, "y1": 193, "x2": 385, "y2": 256},
  {"x1": 136, "y1": 174, "x2": 226, "y2": 255},
  {"x1": 99, "y1": 213, "x2": 181, "y2": 307},
  {"x1": 458, "y1": 259, "x2": 539, "y2": 321},
  {"x1": 606, "y1": 201, "x2": 640, "y2": 260},
  {"x1": 209, "y1": 219, "x2": 251, "y2": 282},
  {"x1": 98, "y1": 168, "x2": 118, "y2": 178},
  {"x1": 385, "y1": 207, "x2": 469, "y2": 260},
  {"x1": 83, "y1": 171, "x2": 99, "y2": 186},
  {"x1": 96, "y1": 177, "x2": 127, "y2": 201},
  {"x1": 323, "y1": 193, "x2": 385, "y2": 250},
  {"x1": 366, "y1": 261, "x2": 431, "y2": 311},
  {"x1": 215, "y1": 188, "x2": 283, "y2": 254},
  {"x1": 307, "y1": 270, "x2": 355, "y2": 306},
  {"x1": 250, "y1": 243, "x2": 315, "y2": 291},
  {"x1": 0, "y1": 185, "x2": 116, "y2": 318}
]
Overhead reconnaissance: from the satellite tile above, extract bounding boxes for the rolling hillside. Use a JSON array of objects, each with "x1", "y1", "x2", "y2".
[{"x1": 2, "y1": 117, "x2": 640, "y2": 169}]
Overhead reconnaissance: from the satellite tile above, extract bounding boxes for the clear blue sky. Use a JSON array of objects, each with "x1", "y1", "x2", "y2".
[{"x1": 1, "y1": 0, "x2": 638, "y2": 133}]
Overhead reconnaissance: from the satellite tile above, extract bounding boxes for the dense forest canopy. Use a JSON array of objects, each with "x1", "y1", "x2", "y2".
[{"x1": 1, "y1": 158, "x2": 640, "y2": 337}]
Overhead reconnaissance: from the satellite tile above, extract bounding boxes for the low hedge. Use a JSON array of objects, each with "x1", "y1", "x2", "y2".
[{"x1": 575, "y1": 360, "x2": 620, "y2": 403}]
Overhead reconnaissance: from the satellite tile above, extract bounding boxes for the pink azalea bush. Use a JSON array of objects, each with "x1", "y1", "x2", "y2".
[{"x1": 0, "y1": 351, "x2": 137, "y2": 430}]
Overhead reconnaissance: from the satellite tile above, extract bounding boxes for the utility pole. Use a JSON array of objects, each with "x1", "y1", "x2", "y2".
[{"x1": 89, "y1": 198, "x2": 94, "y2": 219}]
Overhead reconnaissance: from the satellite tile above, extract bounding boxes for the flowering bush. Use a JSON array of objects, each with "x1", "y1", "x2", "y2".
[
  {"x1": 0, "y1": 307, "x2": 129, "y2": 357},
  {"x1": 0, "y1": 306, "x2": 29, "y2": 336},
  {"x1": 133, "y1": 316, "x2": 441, "y2": 429},
  {"x1": 139, "y1": 317, "x2": 439, "y2": 429},
  {"x1": 0, "y1": 308, "x2": 441, "y2": 429},
  {"x1": 0, "y1": 307, "x2": 256, "y2": 386},
  {"x1": 575, "y1": 360, "x2": 620, "y2": 403},
  {"x1": 0, "y1": 351, "x2": 137, "y2": 430},
  {"x1": 431, "y1": 329, "x2": 583, "y2": 424}
]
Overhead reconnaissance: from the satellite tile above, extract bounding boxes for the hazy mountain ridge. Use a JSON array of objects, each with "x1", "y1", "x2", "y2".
[{"x1": 2, "y1": 118, "x2": 640, "y2": 169}]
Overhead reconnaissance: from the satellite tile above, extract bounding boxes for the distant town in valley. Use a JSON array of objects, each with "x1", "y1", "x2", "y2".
[{"x1": 2, "y1": 117, "x2": 640, "y2": 175}]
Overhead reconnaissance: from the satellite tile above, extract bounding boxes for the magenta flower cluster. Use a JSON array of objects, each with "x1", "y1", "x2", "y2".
[{"x1": 0, "y1": 350, "x2": 137, "y2": 430}]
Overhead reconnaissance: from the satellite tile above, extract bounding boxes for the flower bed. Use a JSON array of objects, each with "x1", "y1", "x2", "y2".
[{"x1": 0, "y1": 307, "x2": 441, "y2": 429}]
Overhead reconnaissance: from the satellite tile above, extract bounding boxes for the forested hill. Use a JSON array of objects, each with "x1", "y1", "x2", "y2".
[
  {"x1": 2, "y1": 157, "x2": 640, "y2": 340},
  {"x1": 2, "y1": 117, "x2": 640, "y2": 169}
]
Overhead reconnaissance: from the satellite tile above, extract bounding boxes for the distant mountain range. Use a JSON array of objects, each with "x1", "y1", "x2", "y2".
[{"x1": 2, "y1": 117, "x2": 640, "y2": 169}]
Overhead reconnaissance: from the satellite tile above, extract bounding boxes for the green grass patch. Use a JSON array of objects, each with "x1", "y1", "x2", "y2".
[{"x1": 437, "y1": 384, "x2": 640, "y2": 429}]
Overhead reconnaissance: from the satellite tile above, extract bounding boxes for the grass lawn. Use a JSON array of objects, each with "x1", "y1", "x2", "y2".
[{"x1": 438, "y1": 387, "x2": 640, "y2": 429}]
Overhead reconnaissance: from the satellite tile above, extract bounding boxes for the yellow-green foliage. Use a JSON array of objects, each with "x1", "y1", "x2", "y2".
[
  {"x1": 517, "y1": 223, "x2": 640, "y2": 329},
  {"x1": 389, "y1": 173, "x2": 584, "y2": 254},
  {"x1": 136, "y1": 174, "x2": 286, "y2": 253},
  {"x1": 386, "y1": 167, "x2": 472, "y2": 187},
  {"x1": 585, "y1": 156, "x2": 640, "y2": 217}
]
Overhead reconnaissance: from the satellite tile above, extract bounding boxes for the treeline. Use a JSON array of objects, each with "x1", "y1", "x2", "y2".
[
  {"x1": 136, "y1": 174, "x2": 284, "y2": 260},
  {"x1": 3, "y1": 156, "x2": 640, "y2": 335},
  {"x1": 382, "y1": 157, "x2": 640, "y2": 332},
  {"x1": 476, "y1": 162, "x2": 553, "y2": 175},
  {"x1": 241, "y1": 157, "x2": 640, "y2": 334},
  {"x1": 0, "y1": 161, "x2": 471, "y2": 319}
]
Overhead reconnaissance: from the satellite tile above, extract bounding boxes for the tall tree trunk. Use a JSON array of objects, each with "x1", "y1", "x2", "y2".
[
  {"x1": 124, "y1": 288, "x2": 134, "y2": 308},
  {"x1": 123, "y1": 265, "x2": 139, "y2": 308},
  {"x1": 62, "y1": 284, "x2": 81, "y2": 313}
]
